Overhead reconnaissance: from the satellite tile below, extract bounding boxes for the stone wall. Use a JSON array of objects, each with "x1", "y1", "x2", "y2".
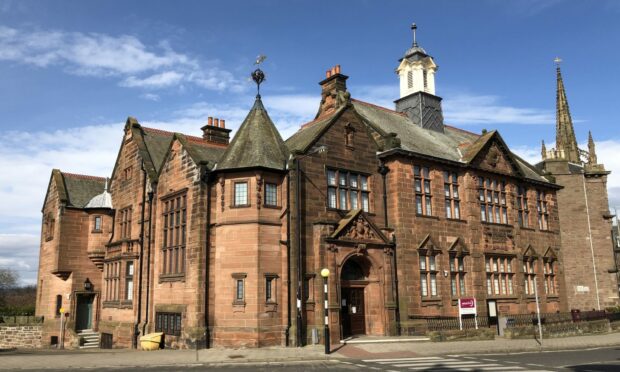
[
  {"x1": 504, "y1": 319, "x2": 611, "y2": 339},
  {"x1": 0, "y1": 325, "x2": 42, "y2": 349}
]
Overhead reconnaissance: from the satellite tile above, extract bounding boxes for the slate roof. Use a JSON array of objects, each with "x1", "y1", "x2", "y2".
[
  {"x1": 57, "y1": 171, "x2": 107, "y2": 208},
  {"x1": 285, "y1": 97, "x2": 552, "y2": 185},
  {"x1": 218, "y1": 96, "x2": 289, "y2": 171}
]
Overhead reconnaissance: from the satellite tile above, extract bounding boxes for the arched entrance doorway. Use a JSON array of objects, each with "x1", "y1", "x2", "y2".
[{"x1": 340, "y1": 256, "x2": 370, "y2": 338}]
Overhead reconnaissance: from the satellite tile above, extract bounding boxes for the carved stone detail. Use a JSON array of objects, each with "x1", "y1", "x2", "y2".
[
  {"x1": 344, "y1": 217, "x2": 377, "y2": 241},
  {"x1": 219, "y1": 177, "x2": 225, "y2": 211}
]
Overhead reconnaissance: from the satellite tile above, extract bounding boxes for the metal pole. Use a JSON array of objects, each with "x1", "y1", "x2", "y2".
[
  {"x1": 534, "y1": 277, "x2": 543, "y2": 345},
  {"x1": 323, "y1": 275, "x2": 330, "y2": 354},
  {"x1": 59, "y1": 310, "x2": 64, "y2": 349}
]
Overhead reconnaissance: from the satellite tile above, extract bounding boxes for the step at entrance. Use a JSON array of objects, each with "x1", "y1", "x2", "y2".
[{"x1": 77, "y1": 329, "x2": 100, "y2": 349}]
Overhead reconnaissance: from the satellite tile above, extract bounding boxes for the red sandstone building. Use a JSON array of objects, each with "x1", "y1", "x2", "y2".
[{"x1": 35, "y1": 27, "x2": 617, "y2": 349}]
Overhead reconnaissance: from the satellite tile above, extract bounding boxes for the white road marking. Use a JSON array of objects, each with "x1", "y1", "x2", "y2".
[
  {"x1": 408, "y1": 364, "x2": 502, "y2": 370},
  {"x1": 363, "y1": 357, "x2": 442, "y2": 362}
]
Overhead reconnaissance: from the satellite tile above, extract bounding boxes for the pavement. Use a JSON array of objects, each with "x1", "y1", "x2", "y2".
[{"x1": 1, "y1": 332, "x2": 620, "y2": 370}]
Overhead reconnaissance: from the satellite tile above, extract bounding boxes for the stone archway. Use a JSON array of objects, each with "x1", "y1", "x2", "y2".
[{"x1": 339, "y1": 254, "x2": 380, "y2": 338}]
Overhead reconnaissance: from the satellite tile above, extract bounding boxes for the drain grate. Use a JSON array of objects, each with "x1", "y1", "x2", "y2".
[{"x1": 228, "y1": 354, "x2": 245, "y2": 359}]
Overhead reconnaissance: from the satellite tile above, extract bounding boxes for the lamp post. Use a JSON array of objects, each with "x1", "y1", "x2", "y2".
[
  {"x1": 291, "y1": 145, "x2": 327, "y2": 347},
  {"x1": 321, "y1": 268, "x2": 330, "y2": 354}
]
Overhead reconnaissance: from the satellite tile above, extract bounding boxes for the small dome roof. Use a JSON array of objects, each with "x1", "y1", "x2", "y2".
[{"x1": 85, "y1": 178, "x2": 113, "y2": 209}]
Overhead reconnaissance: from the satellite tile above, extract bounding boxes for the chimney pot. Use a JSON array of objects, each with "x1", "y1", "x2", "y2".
[
  {"x1": 208, "y1": 117, "x2": 213, "y2": 126},
  {"x1": 220, "y1": 119, "x2": 225, "y2": 128},
  {"x1": 331, "y1": 66, "x2": 337, "y2": 75},
  {"x1": 214, "y1": 118, "x2": 219, "y2": 128},
  {"x1": 336, "y1": 65, "x2": 341, "y2": 74},
  {"x1": 326, "y1": 70, "x2": 331, "y2": 78}
]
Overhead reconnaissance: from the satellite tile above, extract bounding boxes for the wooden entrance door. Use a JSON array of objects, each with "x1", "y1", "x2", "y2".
[
  {"x1": 76, "y1": 295, "x2": 94, "y2": 331},
  {"x1": 341, "y1": 287, "x2": 366, "y2": 337}
]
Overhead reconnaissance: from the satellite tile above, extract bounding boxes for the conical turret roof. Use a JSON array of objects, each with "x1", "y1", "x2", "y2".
[{"x1": 217, "y1": 96, "x2": 289, "y2": 171}]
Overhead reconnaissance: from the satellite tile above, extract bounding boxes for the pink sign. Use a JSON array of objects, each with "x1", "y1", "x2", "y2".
[{"x1": 459, "y1": 298, "x2": 475, "y2": 309}]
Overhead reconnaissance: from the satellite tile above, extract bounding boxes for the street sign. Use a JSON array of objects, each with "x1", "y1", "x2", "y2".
[{"x1": 458, "y1": 298, "x2": 478, "y2": 330}]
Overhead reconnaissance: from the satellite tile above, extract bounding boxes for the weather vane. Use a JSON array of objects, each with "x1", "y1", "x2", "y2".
[
  {"x1": 251, "y1": 54, "x2": 267, "y2": 97},
  {"x1": 411, "y1": 23, "x2": 418, "y2": 47},
  {"x1": 554, "y1": 56, "x2": 562, "y2": 67}
]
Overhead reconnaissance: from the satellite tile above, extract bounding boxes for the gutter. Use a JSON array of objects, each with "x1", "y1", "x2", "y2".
[
  {"x1": 295, "y1": 157, "x2": 304, "y2": 346},
  {"x1": 285, "y1": 171, "x2": 292, "y2": 346}
]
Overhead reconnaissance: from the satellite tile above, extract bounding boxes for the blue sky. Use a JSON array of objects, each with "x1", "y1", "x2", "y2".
[{"x1": 1, "y1": 0, "x2": 620, "y2": 285}]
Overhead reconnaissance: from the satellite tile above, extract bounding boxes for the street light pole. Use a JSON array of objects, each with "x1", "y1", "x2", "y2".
[{"x1": 321, "y1": 268, "x2": 330, "y2": 354}]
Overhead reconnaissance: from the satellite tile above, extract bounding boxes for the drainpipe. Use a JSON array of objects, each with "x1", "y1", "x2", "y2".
[
  {"x1": 295, "y1": 156, "x2": 304, "y2": 346},
  {"x1": 379, "y1": 163, "x2": 400, "y2": 335},
  {"x1": 582, "y1": 173, "x2": 601, "y2": 310},
  {"x1": 202, "y1": 166, "x2": 212, "y2": 348},
  {"x1": 285, "y1": 171, "x2": 292, "y2": 346},
  {"x1": 134, "y1": 161, "x2": 147, "y2": 349},
  {"x1": 142, "y1": 187, "x2": 154, "y2": 338}
]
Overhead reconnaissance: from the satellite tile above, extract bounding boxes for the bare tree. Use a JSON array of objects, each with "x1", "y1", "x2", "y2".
[{"x1": 0, "y1": 268, "x2": 18, "y2": 291}]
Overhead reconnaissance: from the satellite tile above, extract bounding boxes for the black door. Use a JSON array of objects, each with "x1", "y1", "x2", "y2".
[{"x1": 76, "y1": 295, "x2": 94, "y2": 331}]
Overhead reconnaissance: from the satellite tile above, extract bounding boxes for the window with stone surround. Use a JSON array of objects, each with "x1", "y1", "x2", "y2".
[
  {"x1": 485, "y1": 256, "x2": 514, "y2": 296},
  {"x1": 162, "y1": 193, "x2": 187, "y2": 277},
  {"x1": 478, "y1": 177, "x2": 507, "y2": 224},
  {"x1": 104, "y1": 261, "x2": 120, "y2": 301},
  {"x1": 536, "y1": 190, "x2": 549, "y2": 230},
  {"x1": 232, "y1": 273, "x2": 247, "y2": 305},
  {"x1": 123, "y1": 166, "x2": 133, "y2": 181},
  {"x1": 93, "y1": 215, "x2": 102, "y2": 232},
  {"x1": 543, "y1": 249, "x2": 558, "y2": 295},
  {"x1": 264, "y1": 182, "x2": 278, "y2": 207},
  {"x1": 234, "y1": 181, "x2": 249, "y2": 207},
  {"x1": 414, "y1": 165, "x2": 432, "y2": 216},
  {"x1": 119, "y1": 207, "x2": 132, "y2": 239},
  {"x1": 326, "y1": 169, "x2": 370, "y2": 212},
  {"x1": 449, "y1": 255, "x2": 466, "y2": 297},
  {"x1": 419, "y1": 253, "x2": 439, "y2": 297},
  {"x1": 155, "y1": 312, "x2": 181, "y2": 336},
  {"x1": 55, "y1": 294, "x2": 62, "y2": 318},
  {"x1": 523, "y1": 258, "x2": 537, "y2": 296},
  {"x1": 444, "y1": 171, "x2": 460, "y2": 219},
  {"x1": 516, "y1": 186, "x2": 530, "y2": 228},
  {"x1": 265, "y1": 273, "x2": 278, "y2": 303},
  {"x1": 125, "y1": 261, "x2": 134, "y2": 301}
]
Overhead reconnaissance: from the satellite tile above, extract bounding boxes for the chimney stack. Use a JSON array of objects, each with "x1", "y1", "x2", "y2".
[
  {"x1": 317, "y1": 64, "x2": 350, "y2": 116},
  {"x1": 201, "y1": 116, "x2": 232, "y2": 146}
]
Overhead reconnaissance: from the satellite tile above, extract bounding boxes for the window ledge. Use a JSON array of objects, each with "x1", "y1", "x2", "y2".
[
  {"x1": 102, "y1": 301, "x2": 120, "y2": 308},
  {"x1": 421, "y1": 297, "x2": 442, "y2": 303},
  {"x1": 481, "y1": 221, "x2": 513, "y2": 227},
  {"x1": 159, "y1": 274, "x2": 185, "y2": 283},
  {"x1": 91, "y1": 230, "x2": 103, "y2": 234},
  {"x1": 230, "y1": 204, "x2": 251, "y2": 209},
  {"x1": 486, "y1": 295, "x2": 518, "y2": 300},
  {"x1": 263, "y1": 204, "x2": 280, "y2": 209},
  {"x1": 415, "y1": 214, "x2": 439, "y2": 220},
  {"x1": 519, "y1": 227, "x2": 535, "y2": 231},
  {"x1": 445, "y1": 218, "x2": 466, "y2": 223}
]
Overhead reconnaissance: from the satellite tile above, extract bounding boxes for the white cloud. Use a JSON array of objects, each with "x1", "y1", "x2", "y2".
[
  {"x1": 140, "y1": 93, "x2": 161, "y2": 102},
  {"x1": 0, "y1": 26, "x2": 245, "y2": 92},
  {"x1": 443, "y1": 93, "x2": 555, "y2": 125}
]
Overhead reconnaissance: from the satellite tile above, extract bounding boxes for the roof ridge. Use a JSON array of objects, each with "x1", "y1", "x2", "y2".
[
  {"x1": 351, "y1": 98, "x2": 407, "y2": 117},
  {"x1": 142, "y1": 126, "x2": 176, "y2": 137},
  {"x1": 61, "y1": 172, "x2": 106, "y2": 181},
  {"x1": 444, "y1": 124, "x2": 480, "y2": 138},
  {"x1": 184, "y1": 135, "x2": 228, "y2": 148}
]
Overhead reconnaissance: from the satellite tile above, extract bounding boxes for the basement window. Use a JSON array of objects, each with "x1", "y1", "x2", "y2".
[{"x1": 155, "y1": 312, "x2": 181, "y2": 336}]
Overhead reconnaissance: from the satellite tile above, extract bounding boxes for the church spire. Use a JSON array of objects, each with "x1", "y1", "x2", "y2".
[
  {"x1": 587, "y1": 131, "x2": 597, "y2": 165},
  {"x1": 554, "y1": 58, "x2": 580, "y2": 163},
  {"x1": 541, "y1": 140, "x2": 547, "y2": 160}
]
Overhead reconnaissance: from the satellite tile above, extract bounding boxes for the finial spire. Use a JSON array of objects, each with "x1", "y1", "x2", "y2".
[
  {"x1": 555, "y1": 57, "x2": 580, "y2": 163},
  {"x1": 411, "y1": 23, "x2": 418, "y2": 47},
  {"x1": 588, "y1": 131, "x2": 598, "y2": 165},
  {"x1": 251, "y1": 54, "x2": 267, "y2": 98},
  {"x1": 541, "y1": 140, "x2": 547, "y2": 160}
]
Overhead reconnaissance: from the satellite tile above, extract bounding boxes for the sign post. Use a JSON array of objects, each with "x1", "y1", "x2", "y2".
[
  {"x1": 59, "y1": 307, "x2": 65, "y2": 349},
  {"x1": 458, "y1": 298, "x2": 477, "y2": 330}
]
